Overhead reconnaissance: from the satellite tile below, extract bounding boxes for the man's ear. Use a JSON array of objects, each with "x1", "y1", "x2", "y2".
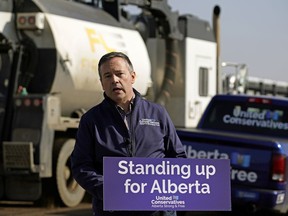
[
  {"x1": 131, "y1": 71, "x2": 136, "y2": 84},
  {"x1": 100, "y1": 79, "x2": 105, "y2": 90}
]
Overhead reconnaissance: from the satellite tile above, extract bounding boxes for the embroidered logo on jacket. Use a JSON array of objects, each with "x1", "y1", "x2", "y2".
[{"x1": 139, "y1": 119, "x2": 160, "y2": 127}]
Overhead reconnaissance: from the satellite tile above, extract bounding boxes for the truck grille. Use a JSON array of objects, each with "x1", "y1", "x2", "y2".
[{"x1": 3, "y1": 142, "x2": 34, "y2": 170}]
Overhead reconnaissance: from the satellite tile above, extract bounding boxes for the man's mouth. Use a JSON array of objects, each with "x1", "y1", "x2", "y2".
[{"x1": 113, "y1": 87, "x2": 123, "y2": 92}]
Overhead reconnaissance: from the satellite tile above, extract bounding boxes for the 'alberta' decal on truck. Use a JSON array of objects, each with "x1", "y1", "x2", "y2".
[{"x1": 184, "y1": 145, "x2": 258, "y2": 184}]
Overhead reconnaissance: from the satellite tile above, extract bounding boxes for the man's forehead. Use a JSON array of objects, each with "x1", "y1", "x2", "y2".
[{"x1": 103, "y1": 69, "x2": 125, "y2": 74}]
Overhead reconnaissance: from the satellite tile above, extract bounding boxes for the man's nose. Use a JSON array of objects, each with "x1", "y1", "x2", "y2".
[{"x1": 111, "y1": 74, "x2": 119, "y2": 83}]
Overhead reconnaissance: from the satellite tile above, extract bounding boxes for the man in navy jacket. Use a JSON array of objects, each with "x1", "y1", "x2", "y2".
[{"x1": 71, "y1": 52, "x2": 186, "y2": 216}]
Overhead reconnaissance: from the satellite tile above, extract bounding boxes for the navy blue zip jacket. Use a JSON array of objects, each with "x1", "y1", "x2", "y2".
[{"x1": 71, "y1": 89, "x2": 186, "y2": 214}]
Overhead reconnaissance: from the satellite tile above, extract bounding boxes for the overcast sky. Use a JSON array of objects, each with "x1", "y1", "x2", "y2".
[{"x1": 167, "y1": 0, "x2": 288, "y2": 82}]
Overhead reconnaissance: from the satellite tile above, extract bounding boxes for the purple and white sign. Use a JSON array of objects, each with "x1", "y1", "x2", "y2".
[{"x1": 103, "y1": 157, "x2": 231, "y2": 211}]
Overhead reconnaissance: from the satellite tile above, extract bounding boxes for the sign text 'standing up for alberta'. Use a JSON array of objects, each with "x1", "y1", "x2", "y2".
[{"x1": 103, "y1": 157, "x2": 231, "y2": 211}]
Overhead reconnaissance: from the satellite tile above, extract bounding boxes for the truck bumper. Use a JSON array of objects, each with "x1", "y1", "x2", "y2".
[{"x1": 232, "y1": 187, "x2": 287, "y2": 213}]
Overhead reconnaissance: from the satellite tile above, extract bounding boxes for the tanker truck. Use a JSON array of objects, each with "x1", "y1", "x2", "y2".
[{"x1": 0, "y1": 0, "x2": 219, "y2": 207}]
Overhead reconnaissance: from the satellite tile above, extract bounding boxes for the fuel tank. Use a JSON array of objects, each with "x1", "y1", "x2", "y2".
[{"x1": 0, "y1": 0, "x2": 151, "y2": 115}]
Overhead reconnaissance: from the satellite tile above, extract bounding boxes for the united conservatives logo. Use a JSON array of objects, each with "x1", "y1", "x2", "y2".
[
  {"x1": 222, "y1": 106, "x2": 288, "y2": 130},
  {"x1": 151, "y1": 195, "x2": 185, "y2": 209},
  {"x1": 139, "y1": 119, "x2": 160, "y2": 127}
]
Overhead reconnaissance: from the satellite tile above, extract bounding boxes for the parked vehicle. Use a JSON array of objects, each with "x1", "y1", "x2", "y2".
[{"x1": 178, "y1": 94, "x2": 288, "y2": 213}]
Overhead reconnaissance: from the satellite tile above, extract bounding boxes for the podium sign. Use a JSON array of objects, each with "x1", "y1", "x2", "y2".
[{"x1": 103, "y1": 157, "x2": 231, "y2": 211}]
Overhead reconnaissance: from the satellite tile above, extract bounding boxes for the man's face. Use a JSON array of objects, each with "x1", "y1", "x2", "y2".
[{"x1": 99, "y1": 57, "x2": 136, "y2": 104}]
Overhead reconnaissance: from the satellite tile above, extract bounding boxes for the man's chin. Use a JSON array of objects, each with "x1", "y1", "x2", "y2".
[{"x1": 111, "y1": 94, "x2": 124, "y2": 102}]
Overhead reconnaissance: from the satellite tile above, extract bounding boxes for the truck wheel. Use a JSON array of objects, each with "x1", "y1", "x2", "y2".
[{"x1": 54, "y1": 138, "x2": 85, "y2": 207}]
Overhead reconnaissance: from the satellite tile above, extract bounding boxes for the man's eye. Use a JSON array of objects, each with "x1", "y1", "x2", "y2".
[
  {"x1": 117, "y1": 73, "x2": 125, "y2": 77},
  {"x1": 104, "y1": 74, "x2": 111, "y2": 78}
]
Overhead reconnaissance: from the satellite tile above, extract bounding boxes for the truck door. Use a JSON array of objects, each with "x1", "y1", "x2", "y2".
[{"x1": 187, "y1": 55, "x2": 215, "y2": 127}]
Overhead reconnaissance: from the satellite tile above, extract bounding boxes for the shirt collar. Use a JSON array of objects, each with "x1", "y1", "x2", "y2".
[{"x1": 116, "y1": 96, "x2": 135, "y2": 114}]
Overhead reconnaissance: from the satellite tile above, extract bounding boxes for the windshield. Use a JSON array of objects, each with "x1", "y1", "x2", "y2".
[{"x1": 201, "y1": 97, "x2": 288, "y2": 138}]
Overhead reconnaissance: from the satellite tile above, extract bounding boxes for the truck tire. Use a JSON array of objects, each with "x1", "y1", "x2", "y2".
[{"x1": 54, "y1": 138, "x2": 85, "y2": 207}]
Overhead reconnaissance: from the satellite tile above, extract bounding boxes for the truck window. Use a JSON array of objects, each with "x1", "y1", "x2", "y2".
[
  {"x1": 201, "y1": 98, "x2": 288, "y2": 138},
  {"x1": 199, "y1": 67, "x2": 208, "y2": 96}
]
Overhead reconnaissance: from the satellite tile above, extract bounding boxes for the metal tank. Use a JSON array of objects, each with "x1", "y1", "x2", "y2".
[{"x1": 0, "y1": 0, "x2": 151, "y2": 116}]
